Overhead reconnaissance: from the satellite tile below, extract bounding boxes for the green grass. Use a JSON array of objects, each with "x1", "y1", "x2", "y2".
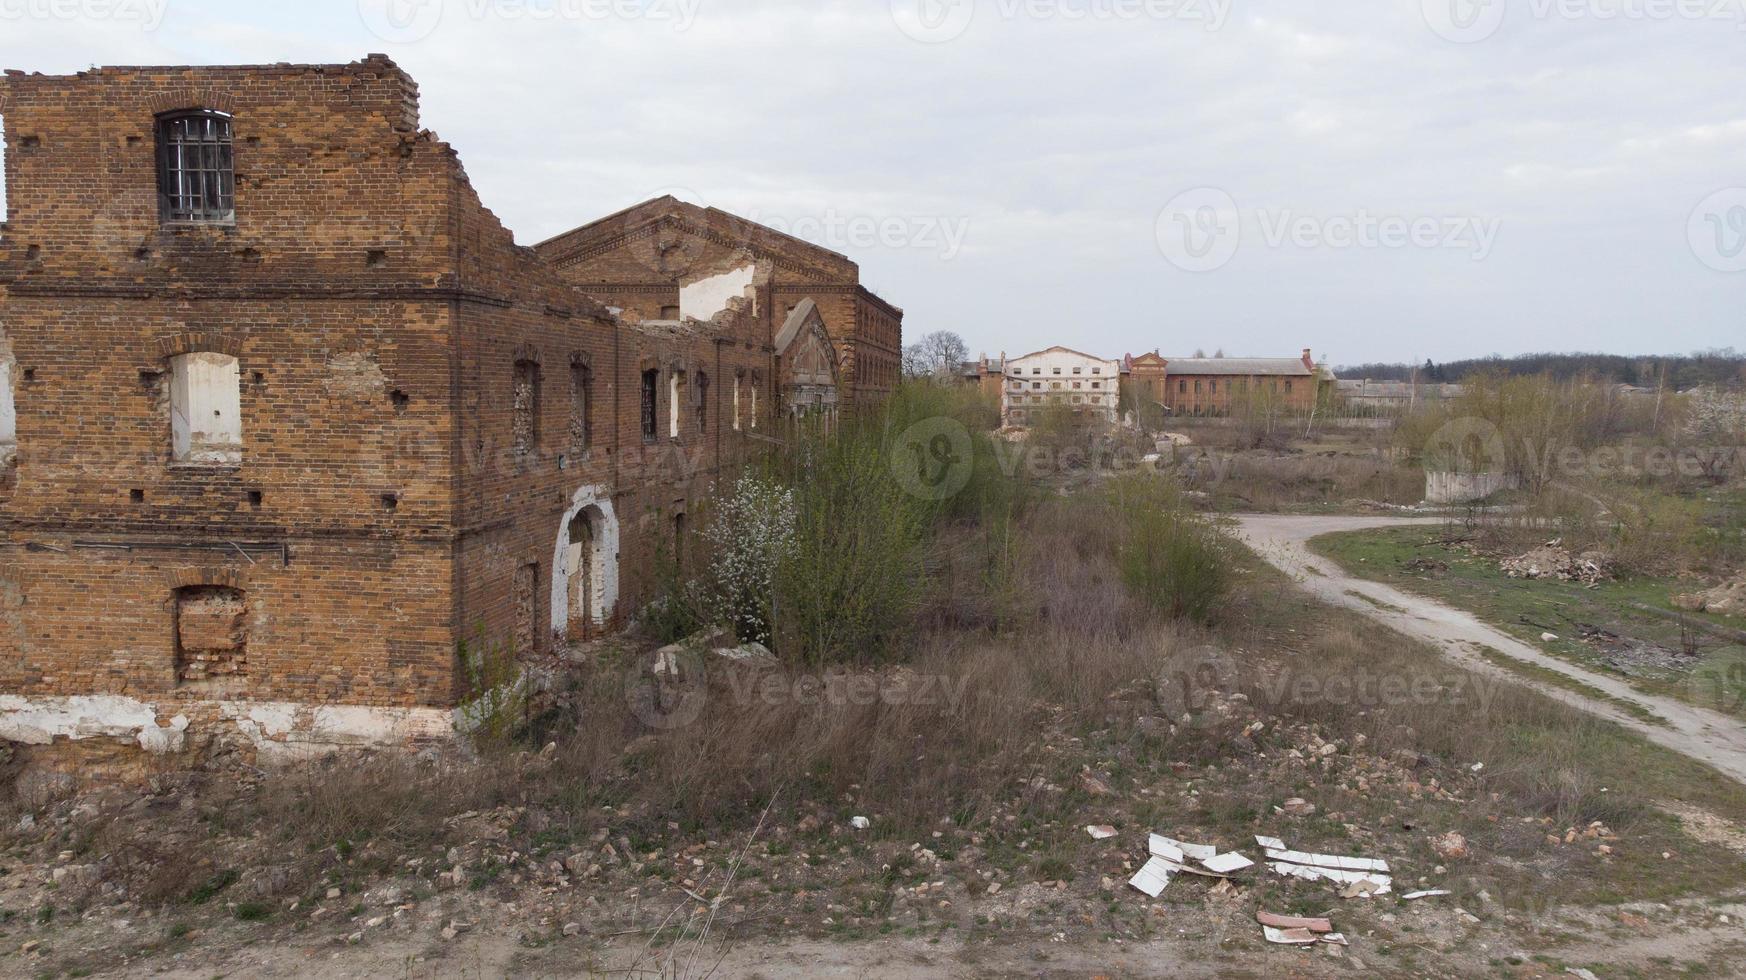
[{"x1": 1310, "y1": 525, "x2": 1746, "y2": 718}]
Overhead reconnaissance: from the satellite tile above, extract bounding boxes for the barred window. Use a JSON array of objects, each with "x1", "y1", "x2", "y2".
[{"x1": 157, "y1": 110, "x2": 235, "y2": 223}]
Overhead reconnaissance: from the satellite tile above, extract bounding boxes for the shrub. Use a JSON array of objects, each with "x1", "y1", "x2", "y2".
[
  {"x1": 703, "y1": 473, "x2": 796, "y2": 646},
  {"x1": 1108, "y1": 474, "x2": 1232, "y2": 624},
  {"x1": 772, "y1": 415, "x2": 927, "y2": 666}
]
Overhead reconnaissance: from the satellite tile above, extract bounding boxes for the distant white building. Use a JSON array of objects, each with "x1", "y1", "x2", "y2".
[{"x1": 1001, "y1": 346, "x2": 1121, "y2": 427}]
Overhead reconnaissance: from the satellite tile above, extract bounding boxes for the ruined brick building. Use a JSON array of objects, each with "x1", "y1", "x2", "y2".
[
  {"x1": 0, "y1": 56, "x2": 898, "y2": 761},
  {"x1": 535, "y1": 196, "x2": 903, "y2": 411}
]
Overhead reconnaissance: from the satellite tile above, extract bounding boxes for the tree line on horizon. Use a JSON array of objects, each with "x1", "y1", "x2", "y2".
[{"x1": 1337, "y1": 349, "x2": 1746, "y2": 390}]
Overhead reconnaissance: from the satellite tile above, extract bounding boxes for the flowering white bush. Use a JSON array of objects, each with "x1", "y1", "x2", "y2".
[
  {"x1": 1688, "y1": 387, "x2": 1746, "y2": 441},
  {"x1": 705, "y1": 473, "x2": 797, "y2": 646}
]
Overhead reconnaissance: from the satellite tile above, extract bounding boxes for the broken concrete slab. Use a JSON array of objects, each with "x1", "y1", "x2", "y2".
[
  {"x1": 1128, "y1": 856, "x2": 1175, "y2": 897},
  {"x1": 1256, "y1": 911, "x2": 1333, "y2": 933}
]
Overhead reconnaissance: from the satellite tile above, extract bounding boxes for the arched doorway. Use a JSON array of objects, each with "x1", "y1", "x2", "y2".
[{"x1": 565, "y1": 506, "x2": 608, "y2": 641}]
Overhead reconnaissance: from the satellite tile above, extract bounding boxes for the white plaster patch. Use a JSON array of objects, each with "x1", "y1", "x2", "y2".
[
  {"x1": 0, "y1": 357, "x2": 16, "y2": 460},
  {"x1": 0, "y1": 695, "x2": 459, "y2": 765},
  {"x1": 137, "y1": 716, "x2": 190, "y2": 754},
  {"x1": 550, "y1": 485, "x2": 620, "y2": 641},
  {"x1": 219, "y1": 701, "x2": 456, "y2": 764},
  {"x1": 0, "y1": 695, "x2": 162, "y2": 747},
  {"x1": 679, "y1": 263, "x2": 755, "y2": 322}
]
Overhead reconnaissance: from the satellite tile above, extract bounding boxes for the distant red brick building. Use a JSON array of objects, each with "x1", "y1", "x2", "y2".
[{"x1": 1124, "y1": 349, "x2": 1333, "y2": 417}]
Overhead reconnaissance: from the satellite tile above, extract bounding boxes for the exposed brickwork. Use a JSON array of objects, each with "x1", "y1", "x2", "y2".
[
  {"x1": 0, "y1": 56, "x2": 806, "y2": 734},
  {"x1": 535, "y1": 197, "x2": 903, "y2": 409}
]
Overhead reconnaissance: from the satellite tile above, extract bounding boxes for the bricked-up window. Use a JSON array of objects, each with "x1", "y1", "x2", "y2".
[
  {"x1": 170, "y1": 352, "x2": 242, "y2": 465},
  {"x1": 640, "y1": 369, "x2": 659, "y2": 441},
  {"x1": 695, "y1": 372, "x2": 709, "y2": 430},
  {"x1": 668, "y1": 371, "x2": 685, "y2": 439},
  {"x1": 156, "y1": 110, "x2": 235, "y2": 224},
  {"x1": 570, "y1": 361, "x2": 592, "y2": 453},
  {"x1": 0, "y1": 355, "x2": 14, "y2": 471},
  {"x1": 174, "y1": 585, "x2": 247, "y2": 683},
  {"x1": 512, "y1": 359, "x2": 540, "y2": 455}
]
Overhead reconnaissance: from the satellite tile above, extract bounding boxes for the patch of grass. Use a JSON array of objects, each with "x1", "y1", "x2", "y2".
[{"x1": 1311, "y1": 525, "x2": 1746, "y2": 717}]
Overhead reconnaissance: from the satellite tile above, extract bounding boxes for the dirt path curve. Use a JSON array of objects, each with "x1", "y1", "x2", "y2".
[{"x1": 1230, "y1": 513, "x2": 1746, "y2": 786}]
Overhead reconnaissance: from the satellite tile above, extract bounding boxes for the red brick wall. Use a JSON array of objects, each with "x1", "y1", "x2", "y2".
[{"x1": 0, "y1": 57, "x2": 775, "y2": 715}]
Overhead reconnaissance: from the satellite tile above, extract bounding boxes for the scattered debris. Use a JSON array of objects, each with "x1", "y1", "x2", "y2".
[
  {"x1": 1541, "y1": 632, "x2": 1560, "y2": 643},
  {"x1": 849, "y1": 816, "x2": 871, "y2": 831},
  {"x1": 1201, "y1": 851, "x2": 1256, "y2": 875},
  {"x1": 1565, "y1": 970, "x2": 1601, "y2": 980},
  {"x1": 1256, "y1": 835, "x2": 1393, "y2": 895},
  {"x1": 1431, "y1": 831, "x2": 1471, "y2": 861},
  {"x1": 1674, "y1": 574, "x2": 1746, "y2": 618},
  {"x1": 1257, "y1": 911, "x2": 1333, "y2": 932},
  {"x1": 1086, "y1": 824, "x2": 1118, "y2": 840},
  {"x1": 1128, "y1": 856, "x2": 1175, "y2": 897},
  {"x1": 1502, "y1": 541, "x2": 1610, "y2": 585},
  {"x1": 1257, "y1": 912, "x2": 1349, "y2": 947},
  {"x1": 1403, "y1": 889, "x2": 1453, "y2": 900},
  {"x1": 1280, "y1": 798, "x2": 1318, "y2": 816}
]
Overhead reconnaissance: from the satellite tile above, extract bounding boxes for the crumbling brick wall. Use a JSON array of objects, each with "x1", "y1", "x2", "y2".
[
  {"x1": 0, "y1": 56, "x2": 779, "y2": 733},
  {"x1": 535, "y1": 198, "x2": 902, "y2": 410}
]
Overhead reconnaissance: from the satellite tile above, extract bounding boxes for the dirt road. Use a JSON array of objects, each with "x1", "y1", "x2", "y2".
[{"x1": 1230, "y1": 513, "x2": 1746, "y2": 786}]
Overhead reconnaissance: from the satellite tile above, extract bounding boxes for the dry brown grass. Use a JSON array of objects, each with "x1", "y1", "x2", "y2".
[{"x1": 1199, "y1": 451, "x2": 1425, "y2": 511}]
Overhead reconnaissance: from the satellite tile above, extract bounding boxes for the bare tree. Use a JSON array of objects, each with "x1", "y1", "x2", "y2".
[{"x1": 906, "y1": 331, "x2": 970, "y2": 379}]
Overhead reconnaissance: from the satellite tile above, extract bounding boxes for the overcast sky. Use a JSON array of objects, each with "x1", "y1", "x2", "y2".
[{"x1": 3, "y1": 0, "x2": 1742, "y2": 366}]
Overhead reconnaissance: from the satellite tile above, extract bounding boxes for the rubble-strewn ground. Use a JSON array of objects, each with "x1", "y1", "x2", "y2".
[{"x1": 8, "y1": 502, "x2": 1746, "y2": 978}]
